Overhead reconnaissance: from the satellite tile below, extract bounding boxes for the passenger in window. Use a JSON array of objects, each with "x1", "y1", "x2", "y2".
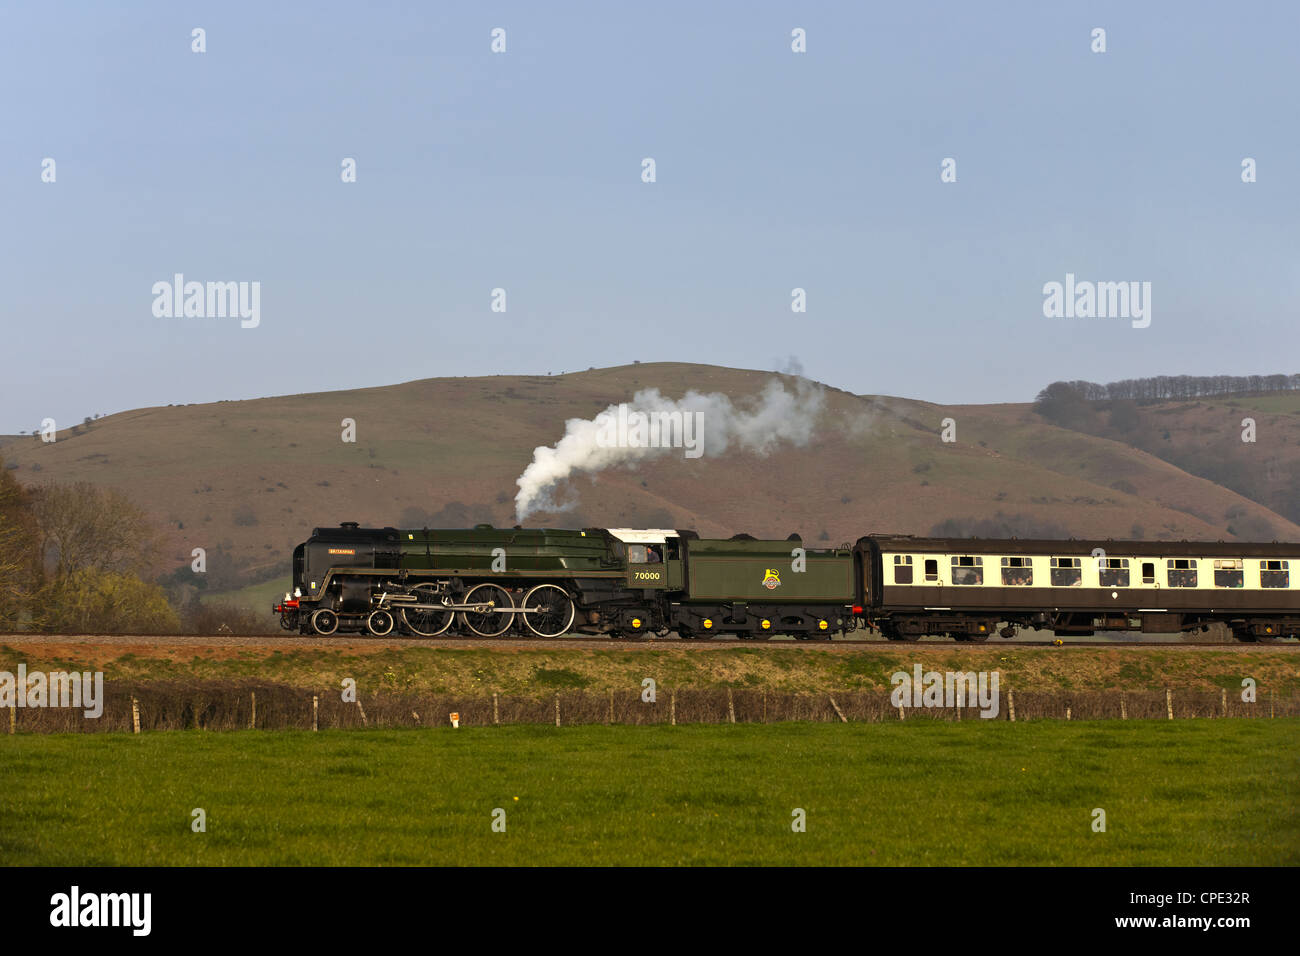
[
  {"x1": 1099, "y1": 565, "x2": 1128, "y2": 587},
  {"x1": 1051, "y1": 567, "x2": 1082, "y2": 587},
  {"x1": 1261, "y1": 568, "x2": 1289, "y2": 588}
]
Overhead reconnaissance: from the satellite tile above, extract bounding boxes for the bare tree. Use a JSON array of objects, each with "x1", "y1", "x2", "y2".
[
  {"x1": 0, "y1": 461, "x2": 39, "y2": 627},
  {"x1": 29, "y1": 482, "x2": 157, "y2": 581}
]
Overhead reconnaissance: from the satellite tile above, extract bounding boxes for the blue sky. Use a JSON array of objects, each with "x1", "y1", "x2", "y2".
[{"x1": 2, "y1": 0, "x2": 1297, "y2": 432}]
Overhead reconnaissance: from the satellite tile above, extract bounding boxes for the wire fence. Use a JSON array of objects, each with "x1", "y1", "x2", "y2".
[{"x1": 4, "y1": 680, "x2": 1297, "y2": 733}]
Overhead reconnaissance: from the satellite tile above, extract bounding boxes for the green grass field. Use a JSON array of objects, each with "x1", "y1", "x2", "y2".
[{"x1": 3, "y1": 720, "x2": 1296, "y2": 866}]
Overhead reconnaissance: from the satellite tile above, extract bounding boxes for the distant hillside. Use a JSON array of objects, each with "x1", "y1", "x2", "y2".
[
  {"x1": 2, "y1": 363, "x2": 1297, "y2": 598},
  {"x1": 1029, "y1": 383, "x2": 1300, "y2": 527}
]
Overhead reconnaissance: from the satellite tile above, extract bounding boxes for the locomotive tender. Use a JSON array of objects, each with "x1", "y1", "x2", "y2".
[{"x1": 273, "y1": 523, "x2": 1300, "y2": 642}]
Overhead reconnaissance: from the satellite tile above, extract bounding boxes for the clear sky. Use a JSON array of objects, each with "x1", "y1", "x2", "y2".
[{"x1": 2, "y1": 1, "x2": 1297, "y2": 433}]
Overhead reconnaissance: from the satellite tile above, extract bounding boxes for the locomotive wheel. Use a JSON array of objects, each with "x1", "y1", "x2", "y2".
[
  {"x1": 401, "y1": 585, "x2": 455, "y2": 637},
  {"x1": 522, "y1": 584, "x2": 576, "y2": 638},
  {"x1": 367, "y1": 609, "x2": 395, "y2": 636},
  {"x1": 310, "y1": 608, "x2": 339, "y2": 635},
  {"x1": 461, "y1": 583, "x2": 514, "y2": 637}
]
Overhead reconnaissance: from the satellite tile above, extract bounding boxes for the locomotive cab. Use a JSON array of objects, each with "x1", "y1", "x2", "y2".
[{"x1": 607, "y1": 528, "x2": 683, "y2": 590}]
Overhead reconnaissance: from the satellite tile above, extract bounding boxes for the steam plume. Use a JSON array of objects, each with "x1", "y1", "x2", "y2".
[{"x1": 514, "y1": 378, "x2": 825, "y2": 521}]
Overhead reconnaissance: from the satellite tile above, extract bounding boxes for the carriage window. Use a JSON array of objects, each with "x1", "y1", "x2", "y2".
[
  {"x1": 1141, "y1": 562, "x2": 1155, "y2": 584},
  {"x1": 1000, "y1": 556, "x2": 1033, "y2": 586},
  {"x1": 893, "y1": 554, "x2": 913, "y2": 585},
  {"x1": 950, "y1": 555, "x2": 983, "y2": 585},
  {"x1": 1050, "y1": 557, "x2": 1082, "y2": 587},
  {"x1": 1260, "y1": 560, "x2": 1290, "y2": 588},
  {"x1": 1213, "y1": 559, "x2": 1244, "y2": 589},
  {"x1": 1167, "y1": 559, "x2": 1198, "y2": 588},
  {"x1": 1099, "y1": 558, "x2": 1130, "y2": 588},
  {"x1": 924, "y1": 559, "x2": 939, "y2": 581}
]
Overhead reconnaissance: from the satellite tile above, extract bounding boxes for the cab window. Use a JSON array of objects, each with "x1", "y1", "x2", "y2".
[{"x1": 628, "y1": 545, "x2": 647, "y2": 564}]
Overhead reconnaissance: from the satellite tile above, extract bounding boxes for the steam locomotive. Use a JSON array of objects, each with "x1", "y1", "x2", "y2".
[{"x1": 273, "y1": 523, "x2": 1300, "y2": 642}]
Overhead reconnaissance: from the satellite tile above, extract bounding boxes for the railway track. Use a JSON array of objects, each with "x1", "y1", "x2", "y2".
[{"x1": 2, "y1": 633, "x2": 1296, "y2": 650}]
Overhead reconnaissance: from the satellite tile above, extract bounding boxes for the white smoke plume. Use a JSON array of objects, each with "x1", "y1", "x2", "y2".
[{"x1": 514, "y1": 377, "x2": 826, "y2": 521}]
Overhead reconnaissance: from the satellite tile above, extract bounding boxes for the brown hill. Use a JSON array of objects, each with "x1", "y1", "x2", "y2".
[{"x1": 2, "y1": 363, "x2": 1296, "y2": 597}]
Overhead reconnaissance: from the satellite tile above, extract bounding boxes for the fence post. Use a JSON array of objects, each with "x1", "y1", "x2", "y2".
[
  {"x1": 1270, "y1": 692, "x2": 1274, "y2": 719},
  {"x1": 1120, "y1": 694, "x2": 1127, "y2": 720},
  {"x1": 670, "y1": 690, "x2": 676, "y2": 726},
  {"x1": 1007, "y1": 690, "x2": 1015, "y2": 723},
  {"x1": 898, "y1": 699, "x2": 906, "y2": 721},
  {"x1": 8, "y1": 706, "x2": 14, "y2": 735},
  {"x1": 1166, "y1": 688, "x2": 1173, "y2": 720},
  {"x1": 131, "y1": 697, "x2": 141, "y2": 735},
  {"x1": 250, "y1": 691, "x2": 256, "y2": 730},
  {"x1": 829, "y1": 695, "x2": 847, "y2": 723},
  {"x1": 608, "y1": 688, "x2": 614, "y2": 725},
  {"x1": 493, "y1": 692, "x2": 499, "y2": 725},
  {"x1": 1221, "y1": 688, "x2": 1227, "y2": 718},
  {"x1": 726, "y1": 688, "x2": 736, "y2": 724},
  {"x1": 554, "y1": 693, "x2": 561, "y2": 728},
  {"x1": 356, "y1": 698, "x2": 368, "y2": 727},
  {"x1": 1065, "y1": 706, "x2": 1071, "y2": 721},
  {"x1": 312, "y1": 695, "x2": 318, "y2": 732}
]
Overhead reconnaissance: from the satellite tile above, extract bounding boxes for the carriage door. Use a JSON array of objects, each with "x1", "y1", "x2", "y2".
[{"x1": 924, "y1": 557, "x2": 941, "y2": 590}]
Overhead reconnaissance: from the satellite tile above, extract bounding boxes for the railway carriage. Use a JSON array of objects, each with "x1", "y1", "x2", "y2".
[{"x1": 857, "y1": 535, "x2": 1300, "y2": 642}]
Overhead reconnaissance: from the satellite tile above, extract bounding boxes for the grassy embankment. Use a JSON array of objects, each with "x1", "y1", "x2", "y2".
[{"x1": 2, "y1": 643, "x2": 1296, "y2": 697}]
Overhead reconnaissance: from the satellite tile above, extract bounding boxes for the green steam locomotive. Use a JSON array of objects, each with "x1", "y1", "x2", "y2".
[{"x1": 274, "y1": 523, "x2": 856, "y2": 640}]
